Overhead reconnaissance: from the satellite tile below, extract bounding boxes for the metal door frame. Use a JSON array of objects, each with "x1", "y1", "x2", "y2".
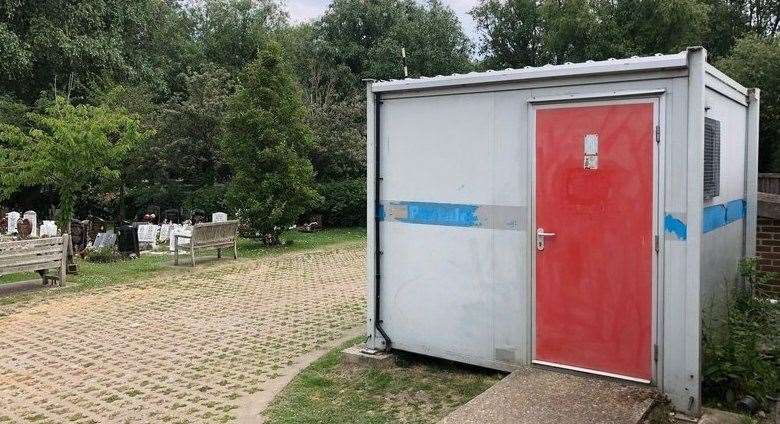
[{"x1": 527, "y1": 92, "x2": 665, "y2": 385}]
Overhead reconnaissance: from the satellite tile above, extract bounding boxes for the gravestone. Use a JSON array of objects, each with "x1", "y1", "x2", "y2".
[
  {"x1": 7, "y1": 212, "x2": 20, "y2": 234},
  {"x1": 212, "y1": 212, "x2": 228, "y2": 223},
  {"x1": 40, "y1": 220, "x2": 58, "y2": 237},
  {"x1": 169, "y1": 224, "x2": 192, "y2": 252},
  {"x1": 137, "y1": 224, "x2": 160, "y2": 249},
  {"x1": 158, "y1": 224, "x2": 172, "y2": 244},
  {"x1": 23, "y1": 211, "x2": 37, "y2": 237},
  {"x1": 116, "y1": 225, "x2": 139, "y2": 255},
  {"x1": 93, "y1": 232, "x2": 117, "y2": 248},
  {"x1": 17, "y1": 218, "x2": 32, "y2": 239},
  {"x1": 71, "y1": 220, "x2": 88, "y2": 252}
]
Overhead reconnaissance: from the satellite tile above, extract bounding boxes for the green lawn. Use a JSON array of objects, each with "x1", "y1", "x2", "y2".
[
  {"x1": 0, "y1": 227, "x2": 366, "y2": 306},
  {"x1": 264, "y1": 338, "x2": 503, "y2": 424}
]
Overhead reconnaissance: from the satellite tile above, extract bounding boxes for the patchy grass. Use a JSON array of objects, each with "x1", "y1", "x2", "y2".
[
  {"x1": 0, "y1": 227, "x2": 365, "y2": 307},
  {"x1": 264, "y1": 338, "x2": 503, "y2": 424}
]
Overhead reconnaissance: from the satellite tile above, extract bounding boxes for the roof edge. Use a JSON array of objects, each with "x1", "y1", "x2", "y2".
[{"x1": 372, "y1": 52, "x2": 688, "y2": 93}]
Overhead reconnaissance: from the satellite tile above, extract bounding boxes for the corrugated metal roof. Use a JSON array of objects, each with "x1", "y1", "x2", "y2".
[{"x1": 372, "y1": 51, "x2": 689, "y2": 93}]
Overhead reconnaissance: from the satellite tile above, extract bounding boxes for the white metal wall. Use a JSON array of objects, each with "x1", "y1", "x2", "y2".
[
  {"x1": 700, "y1": 84, "x2": 748, "y2": 323},
  {"x1": 365, "y1": 50, "x2": 753, "y2": 415}
]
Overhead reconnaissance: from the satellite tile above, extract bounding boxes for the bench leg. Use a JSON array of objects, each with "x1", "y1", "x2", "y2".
[
  {"x1": 217, "y1": 248, "x2": 221, "y2": 259},
  {"x1": 233, "y1": 241, "x2": 238, "y2": 260},
  {"x1": 174, "y1": 237, "x2": 179, "y2": 266},
  {"x1": 59, "y1": 234, "x2": 68, "y2": 287},
  {"x1": 191, "y1": 247, "x2": 196, "y2": 267}
]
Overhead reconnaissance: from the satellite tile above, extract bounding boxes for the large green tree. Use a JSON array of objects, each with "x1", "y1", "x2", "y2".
[
  {"x1": 220, "y1": 42, "x2": 320, "y2": 243},
  {"x1": 0, "y1": 97, "x2": 149, "y2": 228},
  {"x1": 471, "y1": 0, "x2": 711, "y2": 68},
  {"x1": 0, "y1": 0, "x2": 197, "y2": 103},
  {"x1": 717, "y1": 35, "x2": 780, "y2": 172}
]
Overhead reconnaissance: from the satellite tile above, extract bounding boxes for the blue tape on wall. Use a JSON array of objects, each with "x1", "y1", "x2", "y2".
[
  {"x1": 401, "y1": 202, "x2": 480, "y2": 227},
  {"x1": 703, "y1": 199, "x2": 746, "y2": 233},
  {"x1": 664, "y1": 199, "x2": 746, "y2": 240},
  {"x1": 664, "y1": 215, "x2": 688, "y2": 241}
]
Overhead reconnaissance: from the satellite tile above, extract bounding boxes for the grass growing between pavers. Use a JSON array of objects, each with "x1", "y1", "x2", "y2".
[
  {"x1": 0, "y1": 227, "x2": 366, "y2": 306},
  {"x1": 265, "y1": 338, "x2": 504, "y2": 424}
]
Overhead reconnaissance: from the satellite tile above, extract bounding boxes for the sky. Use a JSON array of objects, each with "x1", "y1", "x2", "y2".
[{"x1": 286, "y1": 0, "x2": 480, "y2": 40}]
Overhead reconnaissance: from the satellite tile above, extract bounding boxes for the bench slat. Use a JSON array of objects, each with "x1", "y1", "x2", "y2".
[
  {"x1": 0, "y1": 245, "x2": 63, "y2": 259},
  {"x1": 0, "y1": 252, "x2": 63, "y2": 268},
  {"x1": 0, "y1": 237, "x2": 64, "y2": 250},
  {"x1": 0, "y1": 260, "x2": 62, "y2": 275}
]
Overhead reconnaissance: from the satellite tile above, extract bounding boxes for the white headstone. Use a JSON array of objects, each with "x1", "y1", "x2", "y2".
[
  {"x1": 169, "y1": 224, "x2": 192, "y2": 251},
  {"x1": 7, "y1": 212, "x2": 20, "y2": 234},
  {"x1": 158, "y1": 224, "x2": 172, "y2": 243},
  {"x1": 23, "y1": 211, "x2": 37, "y2": 237},
  {"x1": 137, "y1": 224, "x2": 160, "y2": 249},
  {"x1": 40, "y1": 220, "x2": 58, "y2": 237},
  {"x1": 212, "y1": 212, "x2": 228, "y2": 223}
]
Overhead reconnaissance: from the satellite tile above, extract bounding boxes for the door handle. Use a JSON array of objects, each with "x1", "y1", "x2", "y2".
[{"x1": 536, "y1": 228, "x2": 556, "y2": 251}]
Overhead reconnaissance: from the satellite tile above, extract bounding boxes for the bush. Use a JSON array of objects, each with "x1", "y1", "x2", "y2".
[
  {"x1": 85, "y1": 246, "x2": 120, "y2": 263},
  {"x1": 316, "y1": 179, "x2": 366, "y2": 227},
  {"x1": 702, "y1": 258, "x2": 780, "y2": 410}
]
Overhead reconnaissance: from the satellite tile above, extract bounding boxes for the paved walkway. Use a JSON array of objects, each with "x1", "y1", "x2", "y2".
[
  {"x1": 440, "y1": 367, "x2": 657, "y2": 424},
  {"x1": 0, "y1": 243, "x2": 366, "y2": 423}
]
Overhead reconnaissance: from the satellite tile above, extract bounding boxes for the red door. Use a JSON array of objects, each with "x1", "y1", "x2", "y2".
[{"x1": 534, "y1": 102, "x2": 654, "y2": 382}]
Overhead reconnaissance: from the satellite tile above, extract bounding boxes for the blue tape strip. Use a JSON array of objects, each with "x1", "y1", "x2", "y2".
[
  {"x1": 664, "y1": 199, "x2": 746, "y2": 240},
  {"x1": 377, "y1": 201, "x2": 480, "y2": 227},
  {"x1": 703, "y1": 199, "x2": 746, "y2": 233},
  {"x1": 401, "y1": 202, "x2": 479, "y2": 227},
  {"x1": 664, "y1": 215, "x2": 688, "y2": 241}
]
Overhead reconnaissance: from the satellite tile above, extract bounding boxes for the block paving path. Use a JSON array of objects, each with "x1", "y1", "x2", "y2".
[{"x1": 0, "y1": 243, "x2": 366, "y2": 423}]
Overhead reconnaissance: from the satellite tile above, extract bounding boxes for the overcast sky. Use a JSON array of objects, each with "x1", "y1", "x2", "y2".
[{"x1": 286, "y1": 0, "x2": 480, "y2": 40}]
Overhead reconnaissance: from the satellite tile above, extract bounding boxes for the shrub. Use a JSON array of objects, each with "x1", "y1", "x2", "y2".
[
  {"x1": 220, "y1": 41, "x2": 320, "y2": 244},
  {"x1": 702, "y1": 258, "x2": 780, "y2": 410},
  {"x1": 316, "y1": 179, "x2": 366, "y2": 227},
  {"x1": 85, "y1": 246, "x2": 120, "y2": 263}
]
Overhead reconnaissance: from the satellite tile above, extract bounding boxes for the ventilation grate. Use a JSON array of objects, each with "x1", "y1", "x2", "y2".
[{"x1": 703, "y1": 117, "x2": 721, "y2": 199}]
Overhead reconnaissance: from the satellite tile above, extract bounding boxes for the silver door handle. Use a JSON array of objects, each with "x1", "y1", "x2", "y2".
[{"x1": 536, "y1": 228, "x2": 556, "y2": 251}]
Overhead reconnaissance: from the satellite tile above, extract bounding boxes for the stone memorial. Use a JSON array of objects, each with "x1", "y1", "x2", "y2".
[
  {"x1": 17, "y1": 218, "x2": 32, "y2": 239},
  {"x1": 137, "y1": 224, "x2": 160, "y2": 249},
  {"x1": 40, "y1": 220, "x2": 58, "y2": 237},
  {"x1": 212, "y1": 212, "x2": 228, "y2": 223},
  {"x1": 116, "y1": 225, "x2": 139, "y2": 255},
  {"x1": 158, "y1": 224, "x2": 172, "y2": 243},
  {"x1": 93, "y1": 232, "x2": 117, "y2": 248},
  {"x1": 23, "y1": 211, "x2": 37, "y2": 237},
  {"x1": 6, "y1": 212, "x2": 20, "y2": 234},
  {"x1": 169, "y1": 224, "x2": 192, "y2": 252}
]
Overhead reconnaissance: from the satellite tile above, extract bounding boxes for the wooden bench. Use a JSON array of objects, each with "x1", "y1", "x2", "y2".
[
  {"x1": 0, "y1": 235, "x2": 70, "y2": 286},
  {"x1": 174, "y1": 221, "x2": 239, "y2": 266}
]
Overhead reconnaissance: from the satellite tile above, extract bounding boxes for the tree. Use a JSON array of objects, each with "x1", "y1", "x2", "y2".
[
  {"x1": 220, "y1": 42, "x2": 320, "y2": 244},
  {"x1": 717, "y1": 35, "x2": 780, "y2": 171},
  {"x1": 705, "y1": 0, "x2": 779, "y2": 58},
  {"x1": 471, "y1": 0, "x2": 711, "y2": 68},
  {"x1": 315, "y1": 0, "x2": 473, "y2": 86},
  {"x1": 0, "y1": 97, "x2": 150, "y2": 228},
  {"x1": 0, "y1": 0, "x2": 197, "y2": 103}
]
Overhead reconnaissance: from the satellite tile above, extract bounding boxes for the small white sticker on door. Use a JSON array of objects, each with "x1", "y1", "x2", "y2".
[{"x1": 584, "y1": 134, "x2": 598, "y2": 170}]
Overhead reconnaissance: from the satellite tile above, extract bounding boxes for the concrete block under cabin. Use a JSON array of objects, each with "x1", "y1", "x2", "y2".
[
  {"x1": 364, "y1": 47, "x2": 760, "y2": 416},
  {"x1": 342, "y1": 346, "x2": 393, "y2": 366}
]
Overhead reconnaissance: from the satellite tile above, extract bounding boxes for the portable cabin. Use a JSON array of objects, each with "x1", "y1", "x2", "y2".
[{"x1": 364, "y1": 47, "x2": 760, "y2": 415}]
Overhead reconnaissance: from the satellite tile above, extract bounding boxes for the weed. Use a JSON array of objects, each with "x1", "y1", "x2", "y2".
[{"x1": 702, "y1": 257, "x2": 779, "y2": 411}]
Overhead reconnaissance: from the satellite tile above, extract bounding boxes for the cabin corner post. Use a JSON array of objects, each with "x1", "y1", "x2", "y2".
[{"x1": 745, "y1": 88, "x2": 761, "y2": 257}]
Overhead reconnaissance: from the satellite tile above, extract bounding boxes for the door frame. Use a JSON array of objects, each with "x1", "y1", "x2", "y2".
[{"x1": 527, "y1": 92, "x2": 666, "y2": 385}]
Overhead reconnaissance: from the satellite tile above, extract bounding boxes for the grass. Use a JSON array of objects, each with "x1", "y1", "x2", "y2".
[
  {"x1": 0, "y1": 227, "x2": 365, "y2": 307},
  {"x1": 264, "y1": 338, "x2": 504, "y2": 424}
]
